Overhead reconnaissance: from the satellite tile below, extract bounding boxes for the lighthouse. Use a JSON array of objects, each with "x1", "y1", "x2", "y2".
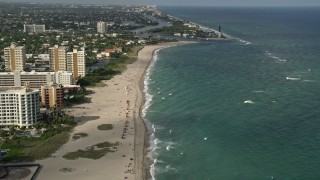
[{"x1": 218, "y1": 25, "x2": 222, "y2": 38}]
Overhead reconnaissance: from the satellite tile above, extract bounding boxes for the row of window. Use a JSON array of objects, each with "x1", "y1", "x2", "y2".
[{"x1": 0, "y1": 121, "x2": 37, "y2": 124}]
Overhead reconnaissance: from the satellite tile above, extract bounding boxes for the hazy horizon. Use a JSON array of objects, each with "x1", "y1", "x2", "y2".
[{"x1": 0, "y1": 0, "x2": 320, "y2": 7}]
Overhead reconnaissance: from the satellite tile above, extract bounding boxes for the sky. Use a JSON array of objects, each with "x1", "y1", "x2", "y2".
[{"x1": 1, "y1": 0, "x2": 320, "y2": 6}]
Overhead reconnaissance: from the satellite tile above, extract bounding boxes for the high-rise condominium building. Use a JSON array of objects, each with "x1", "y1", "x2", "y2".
[
  {"x1": 4, "y1": 44, "x2": 26, "y2": 71},
  {"x1": 24, "y1": 24, "x2": 45, "y2": 33},
  {"x1": 97, "y1": 21, "x2": 106, "y2": 33},
  {"x1": 40, "y1": 83, "x2": 64, "y2": 109},
  {"x1": 49, "y1": 45, "x2": 67, "y2": 71},
  {"x1": 0, "y1": 85, "x2": 40, "y2": 128},
  {"x1": 67, "y1": 49, "x2": 86, "y2": 79}
]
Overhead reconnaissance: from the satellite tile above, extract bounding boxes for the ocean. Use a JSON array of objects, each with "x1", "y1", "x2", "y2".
[{"x1": 143, "y1": 6, "x2": 320, "y2": 180}]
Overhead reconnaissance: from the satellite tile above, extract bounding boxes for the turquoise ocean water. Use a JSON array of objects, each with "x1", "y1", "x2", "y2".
[{"x1": 143, "y1": 7, "x2": 320, "y2": 180}]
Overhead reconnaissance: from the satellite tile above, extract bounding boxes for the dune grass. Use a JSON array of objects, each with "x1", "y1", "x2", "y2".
[
  {"x1": 1, "y1": 131, "x2": 70, "y2": 162},
  {"x1": 72, "y1": 132, "x2": 88, "y2": 141},
  {"x1": 97, "y1": 124, "x2": 113, "y2": 130},
  {"x1": 63, "y1": 141, "x2": 118, "y2": 160}
]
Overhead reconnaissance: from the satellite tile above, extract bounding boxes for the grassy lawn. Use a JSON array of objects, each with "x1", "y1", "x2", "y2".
[
  {"x1": 97, "y1": 124, "x2": 113, "y2": 130},
  {"x1": 0, "y1": 131, "x2": 70, "y2": 162},
  {"x1": 63, "y1": 141, "x2": 118, "y2": 160}
]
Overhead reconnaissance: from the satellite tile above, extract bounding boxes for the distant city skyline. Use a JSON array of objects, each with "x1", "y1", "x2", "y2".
[{"x1": 1, "y1": 0, "x2": 320, "y2": 6}]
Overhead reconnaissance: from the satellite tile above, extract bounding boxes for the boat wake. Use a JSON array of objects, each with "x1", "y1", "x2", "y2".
[
  {"x1": 286, "y1": 77, "x2": 301, "y2": 81},
  {"x1": 265, "y1": 51, "x2": 287, "y2": 63},
  {"x1": 252, "y1": 90, "x2": 267, "y2": 93},
  {"x1": 244, "y1": 100, "x2": 255, "y2": 104}
]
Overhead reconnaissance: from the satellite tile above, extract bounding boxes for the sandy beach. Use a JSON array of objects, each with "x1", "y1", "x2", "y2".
[{"x1": 36, "y1": 41, "x2": 193, "y2": 180}]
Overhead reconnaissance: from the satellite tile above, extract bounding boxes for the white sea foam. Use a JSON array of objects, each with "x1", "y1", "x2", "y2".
[
  {"x1": 142, "y1": 93, "x2": 153, "y2": 118},
  {"x1": 142, "y1": 49, "x2": 160, "y2": 118},
  {"x1": 143, "y1": 49, "x2": 162, "y2": 180},
  {"x1": 244, "y1": 100, "x2": 255, "y2": 104},
  {"x1": 152, "y1": 123, "x2": 156, "y2": 131},
  {"x1": 142, "y1": 45, "x2": 184, "y2": 180},
  {"x1": 236, "y1": 38, "x2": 252, "y2": 45},
  {"x1": 165, "y1": 165, "x2": 178, "y2": 172},
  {"x1": 165, "y1": 141, "x2": 176, "y2": 151},
  {"x1": 148, "y1": 124, "x2": 161, "y2": 180},
  {"x1": 150, "y1": 158, "x2": 157, "y2": 180}
]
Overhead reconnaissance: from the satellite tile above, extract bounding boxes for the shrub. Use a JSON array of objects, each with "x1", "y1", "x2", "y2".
[{"x1": 97, "y1": 124, "x2": 113, "y2": 130}]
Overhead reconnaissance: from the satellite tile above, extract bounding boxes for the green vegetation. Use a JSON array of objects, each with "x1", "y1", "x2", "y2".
[
  {"x1": 95, "y1": 141, "x2": 119, "y2": 148},
  {"x1": 64, "y1": 87, "x2": 92, "y2": 106},
  {"x1": 78, "y1": 46, "x2": 141, "y2": 87},
  {"x1": 0, "y1": 131, "x2": 70, "y2": 162},
  {"x1": 63, "y1": 141, "x2": 118, "y2": 160},
  {"x1": 97, "y1": 124, "x2": 113, "y2": 131},
  {"x1": 72, "y1": 132, "x2": 88, "y2": 140},
  {"x1": 150, "y1": 21, "x2": 198, "y2": 34},
  {"x1": 149, "y1": 20, "x2": 222, "y2": 39},
  {"x1": 0, "y1": 113, "x2": 76, "y2": 162}
]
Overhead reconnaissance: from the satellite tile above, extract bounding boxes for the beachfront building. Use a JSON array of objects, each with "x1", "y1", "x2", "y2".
[
  {"x1": 0, "y1": 70, "x2": 74, "y2": 88},
  {"x1": 97, "y1": 21, "x2": 106, "y2": 33},
  {"x1": 55, "y1": 71, "x2": 74, "y2": 85},
  {"x1": 0, "y1": 85, "x2": 40, "y2": 128},
  {"x1": 49, "y1": 45, "x2": 67, "y2": 71},
  {"x1": 67, "y1": 49, "x2": 86, "y2": 80},
  {"x1": 3, "y1": 44, "x2": 26, "y2": 71},
  {"x1": 23, "y1": 24, "x2": 45, "y2": 33},
  {"x1": 40, "y1": 83, "x2": 64, "y2": 109}
]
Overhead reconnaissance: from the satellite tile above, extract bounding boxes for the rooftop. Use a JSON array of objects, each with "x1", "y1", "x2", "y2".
[{"x1": 0, "y1": 86, "x2": 39, "y2": 93}]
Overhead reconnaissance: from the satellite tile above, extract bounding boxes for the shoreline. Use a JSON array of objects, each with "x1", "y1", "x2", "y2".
[
  {"x1": 134, "y1": 41, "x2": 196, "y2": 180},
  {"x1": 35, "y1": 41, "x2": 195, "y2": 180}
]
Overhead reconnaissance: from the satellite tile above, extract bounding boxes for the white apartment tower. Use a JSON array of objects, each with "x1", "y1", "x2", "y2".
[
  {"x1": 67, "y1": 49, "x2": 86, "y2": 79},
  {"x1": 24, "y1": 24, "x2": 45, "y2": 33},
  {"x1": 0, "y1": 85, "x2": 40, "y2": 128},
  {"x1": 97, "y1": 21, "x2": 106, "y2": 33},
  {"x1": 49, "y1": 45, "x2": 67, "y2": 71},
  {"x1": 4, "y1": 43, "x2": 26, "y2": 71}
]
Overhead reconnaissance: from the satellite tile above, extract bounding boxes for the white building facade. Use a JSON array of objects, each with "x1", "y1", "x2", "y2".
[
  {"x1": 0, "y1": 87, "x2": 40, "y2": 128},
  {"x1": 24, "y1": 24, "x2": 45, "y2": 33},
  {"x1": 0, "y1": 71, "x2": 74, "y2": 88},
  {"x1": 97, "y1": 21, "x2": 106, "y2": 33},
  {"x1": 55, "y1": 71, "x2": 74, "y2": 85}
]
